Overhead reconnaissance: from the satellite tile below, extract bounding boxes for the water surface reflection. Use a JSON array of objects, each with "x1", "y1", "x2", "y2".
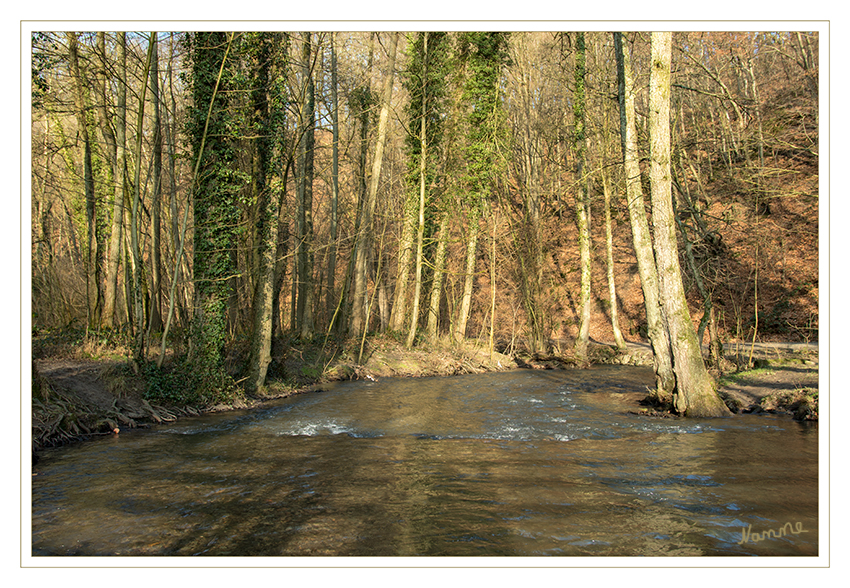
[{"x1": 32, "y1": 366, "x2": 818, "y2": 556}]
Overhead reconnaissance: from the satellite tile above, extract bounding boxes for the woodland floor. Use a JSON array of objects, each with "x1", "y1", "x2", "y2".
[{"x1": 30, "y1": 337, "x2": 819, "y2": 456}]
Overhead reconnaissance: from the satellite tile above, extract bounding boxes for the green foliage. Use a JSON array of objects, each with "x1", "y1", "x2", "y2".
[
  {"x1": 402, "y1": 32, "x2": 450, "y2": 189},
  {"x1": 458, "y1": 32, "x2": 511, "y2": 210},
  {"x1": 186, "y1": 32, "x2": 242, "y2": 374},
  {"x1": 143, "y1": 357, "x2": 242, "y2": 406}
]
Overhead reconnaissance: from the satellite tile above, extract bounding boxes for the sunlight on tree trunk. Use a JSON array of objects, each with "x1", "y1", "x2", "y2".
[
  {"x1": 614, "y1": 32, "x2": 676, "y2": 402},
  {"x1": 426, "y1": 213, "x2": 449, "y2": 342},
  {"x1": 350, "y1": 32, "x2": 399, "y2": 339},
  {"x1": 129, "y1": 34, "x2": 155, "y2": 364},
  {"x1": 600, "y1": 143, "x2": 627, "y2": 350},
  {"x1": 649, "y1": 32, "x2": 729, "y2": 417},
  {"x1": 573, "y1": 32, "x2": 592, "y2": 360},
  {"x1": 406, "y1": 32, "x2": 429, "y2": 349},
  {"x1": 455, "y1": 221, "x2": 478, "y2": 342}
]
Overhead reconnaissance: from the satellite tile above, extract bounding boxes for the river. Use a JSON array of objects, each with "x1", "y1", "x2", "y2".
[{"x1": 31, "y1": 365, "x2": 818, "y2": 557}]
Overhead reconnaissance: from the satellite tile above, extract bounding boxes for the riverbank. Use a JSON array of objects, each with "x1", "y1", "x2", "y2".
[
  {"x1": 30, "y1": 332, "x2": 819, "y2": 453},
  {"x1": 31, "y1": 333, "x2": 522, "y2": 451}
]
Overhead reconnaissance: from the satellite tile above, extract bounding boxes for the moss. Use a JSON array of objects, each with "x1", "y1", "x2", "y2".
[{"x1": 683, "y1": 392, "x2": 732, "y2": 418}]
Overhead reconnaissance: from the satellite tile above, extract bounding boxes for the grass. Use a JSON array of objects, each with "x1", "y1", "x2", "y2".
[{"x1": 718, "y1": 366, "x2": 775, "y2": 387}]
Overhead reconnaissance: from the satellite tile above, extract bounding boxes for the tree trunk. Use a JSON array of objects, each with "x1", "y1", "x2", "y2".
[
  {"x1": 340, "y1": 37, "x2": 374, "y2": 338},
  {"x1": 246, "y1": 32, "x2": 276, "y2": 393},
  {"x1": 272, "y1": 162, "x2": 291, "y2": 339},
  {"x1": 188, "y1": 32, "x2": 237, "y2": 382},
  {"x1": 600, "y1": 144, "x2": 627, "y2": 350},
  {"x1": 296, "y1": 32, "x2": 316, "y2": 338},
  {"x1": 129, "y1": 34, "x2": 156, "y2": 363},
  {"x1": 573, "y1": 32, "x2": 592, "y2": 360},
  {"x1": 326, "y1": 33, "x2": 340, "y2": 326},
  {"x1": 94, "y1": 33, "x2": 117, "y2": 169},
  {"x1": 454, "y1": 219, "x2": 478, "y2": 341},
  {"x1": 406, "y1": 32, "x2": 429, "y2": 348},
  {"x1": 165, "y1": 32, "x2": 187, "y2": 329},
  {"x1": 102, "y1": 33, "x2": 127, "y2": 329},
  {"x1": 147, "y1": 34, "x2": 163, "y2": 335},
  {"x1": 391, "y1": 199, "x2": 416, "y2": 333},
  {"x1": 614, "y1": 32, "x2": 676, "y2": 402},
  {"x1": 488, "y1": 207, "x2": 498, "y2": 359},
  {"x1": 66, "y1": 32, "x2": 101, "y2": 329},
  {"x1": 426, "y1": 212, "x2": 449, "y2": 341},
  {"x1": 648, "y1": 32, "x2": 729, "y2": 417},
  {"x1": 349, "y1": 32, "x2": 399, "y2": 338}
]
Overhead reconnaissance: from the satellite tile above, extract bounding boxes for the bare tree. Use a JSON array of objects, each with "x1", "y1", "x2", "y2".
[
  {"x1": 66, "y1": 32, "x2": 102, "y2": 328},
  {"x1": 648, "y1": 32, "x2": 729, "y2": 417},
  {"x1": 102, "y1": 33, "x2": 127, "y2": 329},
  {"x1": 296, "y1": 32, "x2": 316, "y2": 337},
  {"x1": 349, "y1": 32, "x2": 399, "y2": 338},
  {"x1": 614, "y1": 32, "x2": 676, "y2": 402}
]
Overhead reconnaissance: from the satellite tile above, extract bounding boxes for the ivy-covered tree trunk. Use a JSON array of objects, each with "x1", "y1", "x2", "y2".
[
  {"x1": 246, "y1": 32, "x2": 278, "y2": 393},
  {"x1": 402, "y1": 31, "x2": 448, "y2": 347},
  {"x1": 648, "y1": 32, "x2": 729, "y2": 417},
  {"x1": 573, "y1": 32, "x2": 592, "y2": 360},
  {"x1": 188, "y1": 32, "x2": 239, "y2": 393},
  {"x1": 455, "y1": 31, "x2": 510, "y2": 342}
]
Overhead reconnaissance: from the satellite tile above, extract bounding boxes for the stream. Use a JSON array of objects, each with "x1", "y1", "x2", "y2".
[{"x1": 31, "y1": 366, "x2": 818, "y2": 557}]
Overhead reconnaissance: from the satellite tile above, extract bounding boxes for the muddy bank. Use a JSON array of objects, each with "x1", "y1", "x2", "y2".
[{"x1": 714, "y1": 342, "x2": 819, "y2": 416}]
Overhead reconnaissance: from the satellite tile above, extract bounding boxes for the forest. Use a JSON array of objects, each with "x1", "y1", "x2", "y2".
[{"x1": 29, "y1": 30, "x2": 819, "y2": 421}]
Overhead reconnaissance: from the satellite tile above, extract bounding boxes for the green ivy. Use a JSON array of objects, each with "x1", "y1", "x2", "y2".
[
  {"x1": 143, "y1": 357, "x2": 242, "y2": 406},
  {"x1": 185, "y1": 32, "x2": 241, "y2": 384},
  {"x1": 459, "y1": 32, "x2": 511, "y2": 209}
]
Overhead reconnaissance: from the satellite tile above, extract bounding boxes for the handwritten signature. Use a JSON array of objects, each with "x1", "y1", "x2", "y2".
[{"x1": 737, "y1": 521, "x2": 809, "y2": 545}]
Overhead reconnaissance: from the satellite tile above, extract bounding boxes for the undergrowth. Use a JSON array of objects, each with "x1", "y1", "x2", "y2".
[{"x1": 143, "y1": 357, "x2": 243, "y2": 407}]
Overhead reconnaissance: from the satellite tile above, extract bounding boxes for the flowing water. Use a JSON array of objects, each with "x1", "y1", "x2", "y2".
[{"x1": 31, "y1": 366, "x2": 818, "y2": 557}]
